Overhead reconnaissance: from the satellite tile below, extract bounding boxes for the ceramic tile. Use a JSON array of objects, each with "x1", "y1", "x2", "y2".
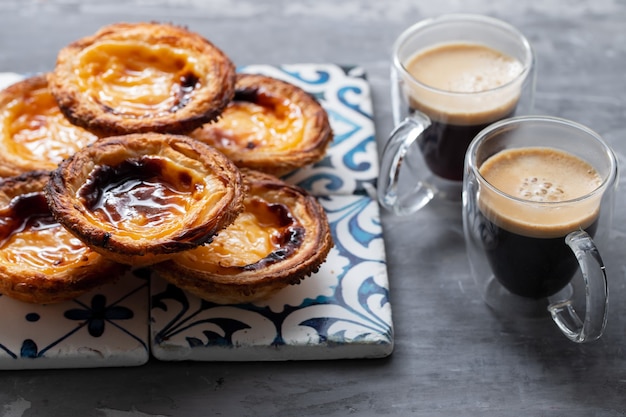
[
  {"x1": 150, "y1": 194, "x2": 393, "y2": 361},
  {"x1": 0, "y1": 270, "x2": 150, "y2": 370}
]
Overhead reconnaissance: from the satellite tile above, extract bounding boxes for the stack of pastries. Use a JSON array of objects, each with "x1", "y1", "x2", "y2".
[{"x1": 0, "y1": 22, "x2": 334, "y2": 304}]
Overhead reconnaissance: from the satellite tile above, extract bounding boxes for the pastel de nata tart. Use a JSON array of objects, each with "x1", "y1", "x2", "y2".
[
  {"x1": 189, "y1": 73, "x2": 333, "y2": 177},
  {"x1": 0, "y1": 171, "x2": 126, "y2": 304},
  {"x1": 152, "y1": 169, "x2": 333, "y2": 304},
  {"x1": 45, "y1": 133, "x2": 245, "y2": 266},
  {"x1": 0, "y1": 74, "x2": 99, "y2": 177},
  {"x1": 48, "y1": 22, "x2": 236, "y2": 136}
]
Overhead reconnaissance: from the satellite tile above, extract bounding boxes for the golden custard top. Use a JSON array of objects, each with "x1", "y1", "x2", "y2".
[
  {"x1": 189, "y1": 73, "x2": 332, "y2": 177},
  {"x1": 173, "y1": 193, "x2": 304, "y2": 272},
  {"x1": 200, "y1": 85, "x2": 305, "y2": 152},
  {"x1": 0, "y1": 75, "x2": 98, "y2": 173},
  {"x1": 77, "y1": 154, "x2": 226, "y2": 240},
  {"x1": 45, "y1": 133, "x2": 245, "y2": 266},
  {"x1": 48, "y1": 22, "x2": 236, "y2": 136},
  {"x1": 74, "y1": 41, "x2": 202, "y2": 118},
  {"x1": 0, "y1": 191, "x2": 98, "y2": 276}
]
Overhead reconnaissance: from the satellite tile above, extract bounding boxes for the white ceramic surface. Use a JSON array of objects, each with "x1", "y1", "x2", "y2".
[{"x1": 0, "y1": 270, "x2": 150, "y2": 370}]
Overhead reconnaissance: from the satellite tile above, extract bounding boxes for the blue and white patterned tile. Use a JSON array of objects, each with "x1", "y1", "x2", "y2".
[
  {"x1": 240, "y1": 64, "x2": 379, "y2": 198},
  {"x1": 150, "y1": 194, "x2": 393, "y2": 361},
  {"x1": 0, "y1": 270, "x2": 150, "y2": 370}
]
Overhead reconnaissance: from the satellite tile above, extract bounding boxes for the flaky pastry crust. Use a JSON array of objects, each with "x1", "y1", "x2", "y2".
[
  {"x1": 190, "y1": 73, "x2": 333, "y2": 176},
  {"x1": 0, "y1": 171, "x2": 126, "y2": 304},
  {"x1": 48, "y1": 22, "x2": 236, "y2": 136},
  {"x1": 0, "y1": 74, "x2": 99, "y2": 177},
  {"x1": 45, "y1": 133, "x2": 245, "y2": 266},
  {"x1": 152, "y1": 169, "x2": 333, "y2": 304}
]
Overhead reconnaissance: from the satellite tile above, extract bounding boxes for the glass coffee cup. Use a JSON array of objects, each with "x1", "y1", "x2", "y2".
[
  {"x1": 378, "y1": 14, "x2": 536, "y2": 215},
  {"x1": 462, "y1": 116, "x2": 618, "y2": 343}
]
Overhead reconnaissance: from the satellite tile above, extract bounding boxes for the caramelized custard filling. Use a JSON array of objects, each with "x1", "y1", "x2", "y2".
[
  {"x1": 0, "y1": 192, "x2": 93, "y2": 273},
  {"x1": 1, "y1": 85, "x2": 98, "y2": 164},
  {"x1": 176, "y1": 194, "x2": 305, "y2": 271},
  {"x1": 202, "y1": 87, "x2": 305, "y2": 152},
  {"x1": 78, "y1": 156, "x2": 210, "y2": 237},
  {"x1": 74, "y1": 41, "x2": 202, "y2": 117}
]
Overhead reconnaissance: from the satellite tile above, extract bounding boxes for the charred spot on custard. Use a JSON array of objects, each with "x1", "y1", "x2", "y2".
[
  {"x1": 177, "y1": 169, "x2": 193, "y2": 189},
  {"x1": 77, "y1": 156, "x2": 198, "y2": 225},
  {"x1": 238, "y1": 198, "x2": 306, "y2": 271},
  {"x1": 0, "y1": 192, "x2": 57, "y2": 246},
  {"x1": 234, "y1": 87, "x2": 260, "y2": 104},
  {"x1": 242, "y1": 225, "x2": 305, "y2": 271},
  {"x1": 79, "y1": 157, "x2": 167, "y2": 208},
  {"x1": 249, "y1": 198, "x2": 297, "y2": 228},
  {"x1": 170, "y1": 72, "x2": 201, "y2": 113},
  {"x1": 234, "y1": 86, "x2": 280, "y2": 116}
]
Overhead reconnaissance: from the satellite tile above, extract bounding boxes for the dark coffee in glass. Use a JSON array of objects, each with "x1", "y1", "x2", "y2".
[
  {"x1": 476, "y1": 210, "x2": 599, "y2": 299},
  {"x1": 379, "y1": 15, "x2": 536, "y2": 215},
  {"x1": 463, "y1": 115, "x2": 615, "y2": 342},
  {"x1": 405, "y1": 42, "x2": 522, "y2": 181},
  {"x1": 477, "y1": 147, "x2": 602, "y2": 299},
  {"x1": 416, "y1": 114, "x2": 515, "y2": 181}
]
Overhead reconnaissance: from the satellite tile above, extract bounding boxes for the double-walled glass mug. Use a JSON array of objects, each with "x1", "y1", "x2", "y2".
[
  {"x1": 378, "y1": 14, "x2": 536, "y2": 215},
  {"x1": 463, "y1": 116, "x2": 618, "y2": 343}
]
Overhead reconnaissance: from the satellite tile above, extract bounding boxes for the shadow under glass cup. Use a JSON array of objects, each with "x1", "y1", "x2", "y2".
[
  {"x1": 378, "y1": 14, "x2": 535, "y2": 215},
  {"x1": 462, "y1": 116, "x2": 618, "y2": 343}
]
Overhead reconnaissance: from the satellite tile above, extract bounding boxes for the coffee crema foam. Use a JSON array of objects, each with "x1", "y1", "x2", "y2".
[
  {"x1": 404, "y1": 42, "x2": 524, "y2": 126},
  {"x1": 478, "y1": 147, "x2": 603, "y2": 238}
]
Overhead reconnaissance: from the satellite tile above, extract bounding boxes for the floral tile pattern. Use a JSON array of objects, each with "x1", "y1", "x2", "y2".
[
  {"x1": 149, "y1": 65, "x2": 394, "y2": 361},
  {"x1": 0, "y1": 64, "x2": 393, "y2": 366},
  {"x1": 0, "y1": 270, "x2": 150, "y2": 370}
]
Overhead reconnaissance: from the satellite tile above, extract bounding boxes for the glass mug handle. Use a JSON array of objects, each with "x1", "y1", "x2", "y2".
[
  {"x1": 548, "y1": 230, "x2": 609, "y2": 343},
  {"x1": 377, "y1": 112, "x2": 434, "y2": 215}
]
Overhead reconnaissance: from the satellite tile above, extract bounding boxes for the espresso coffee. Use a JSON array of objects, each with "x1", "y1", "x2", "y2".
[
  {"x1": 476, "y1": 147, "x2": 602, "y2": 299},
  {"x1": 404, "y1": 42, "x2": 524, "y2": 181}
]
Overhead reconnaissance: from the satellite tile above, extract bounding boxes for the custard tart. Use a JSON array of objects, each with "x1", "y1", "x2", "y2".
[
  {"x1": 0, "y1": 74, "x2": 99, "y2": 177},
  {"x1": 0, "y1": 171, "x2": 125, "y2": 304},
  {"x1": 189, "y1": 73, "x2": 333, "y2": 177},
  {"x1": 152, "y1": 169, "x2": 333, "y2": 304},
  {"x1": 45, "y1": 133, "x2": 245, "y2": 266},
  {"x1": 48, "y1": 22, "x2": 236, "y2": 136}
]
